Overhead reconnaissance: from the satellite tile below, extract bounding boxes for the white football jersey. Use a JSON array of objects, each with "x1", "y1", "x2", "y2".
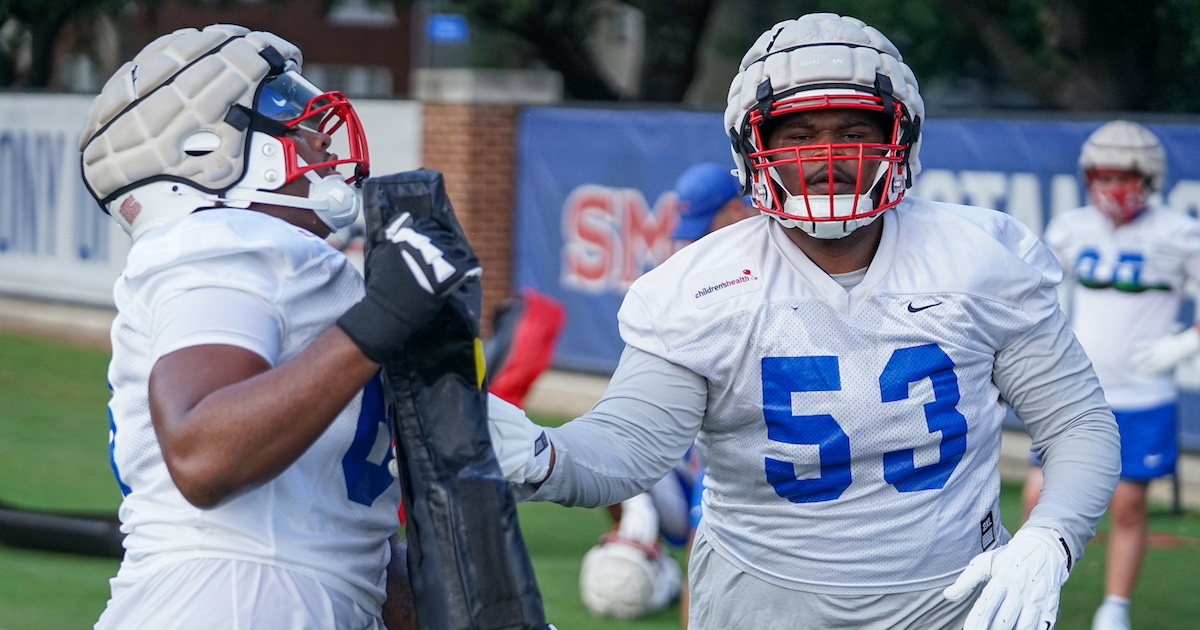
[
  {"x1": 617, "y1": 199, "x2": 1063, "y2": 595},
  {"x1": 107, "y1": 210, "x2": 400, "y2": 610},
  {"x1": 1045, "y1": 204, "x2": 1200, "y2": 409}
]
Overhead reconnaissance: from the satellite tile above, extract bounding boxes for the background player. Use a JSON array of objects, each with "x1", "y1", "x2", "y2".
[
  {"x1": 488, "y1": 12, "x2": 1120, "y2": 629},
  {"x1": 670, "y1": 161, "x2": 757, "y2": 249},
  {"x1": 1021, "y1": 120, "x2": 1200, "y2": 630},
  {"x1": 81, "y1": 24, "x2": 477, "y2": 628}
]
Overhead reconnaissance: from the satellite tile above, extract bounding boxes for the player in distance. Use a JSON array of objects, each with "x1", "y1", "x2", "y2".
[
  {"x1": 1022, "y1": 120, "x2": 1200, "y2": 630},
  {"x1": 487, "y1": 12, "x2": 1120, "y2": 630}
]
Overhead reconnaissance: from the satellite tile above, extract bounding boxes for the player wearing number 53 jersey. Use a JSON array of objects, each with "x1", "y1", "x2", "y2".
[
  {"x1": 487, "y1": 13, "x2": 1119, "y2": 630},
  {"x1": 83, "y1": 25, "x2": 480, "y2": 629},
  {"x1": 617, "y1": 196, "x2": 1104, "y2": 597}
]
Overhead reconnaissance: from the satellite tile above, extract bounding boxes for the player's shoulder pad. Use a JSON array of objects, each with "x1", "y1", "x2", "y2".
[
  {"x1": 123, "y1": 209, "x2": 343, "y2": 297},
  {"x1": 1144, "y1": 203, "x2": 1200, "y2": 231},
  {"x1": 620, "y1": 216, "x2": 769, "y2": 351},
  {"x1": 897, "y1": 197, "x2": 1062, "y2": 307}
]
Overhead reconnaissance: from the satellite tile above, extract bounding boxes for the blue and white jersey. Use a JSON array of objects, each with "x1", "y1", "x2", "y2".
[
  {"x1": 1045, "y1": 204, "x2": 1200, "y2": 409},
  {"x1": 532, "y1": 198, "x2": 1115, "y2": 596},
  {"x1": 107, "y1": 209, "x2": 400, "y2": 611}
]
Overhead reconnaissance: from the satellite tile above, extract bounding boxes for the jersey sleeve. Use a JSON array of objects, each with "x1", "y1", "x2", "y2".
[
  {"x1": 524, "y1": 345, "x2": 706, "y2": 507},
  {"x1": 123, "y1": 210, "x2": 337, "y2": 308},
  {"x1": 1178, "y1": 215, "x2": 1200, "y2": 284},
  {"x1": 993, "y1": 307, "x2": 1120, "y2": 560},
  {"x1": 999, "y1": 211, "x2": 1065, "y2": 328},
  {"x1": 123, "y1": 211, "x2": 330, "y2": 367},
  {"x1": 616, "y1": 286, "x2": 668, "y2": 357},
  {"x1": 151, "y1": 286, "x2": 282, "y2": 365}
]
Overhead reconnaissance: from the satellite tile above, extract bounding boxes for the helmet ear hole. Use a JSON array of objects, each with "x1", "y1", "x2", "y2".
[{"x1": 182, "y1": 131, "x2": 221, "y2": 157}]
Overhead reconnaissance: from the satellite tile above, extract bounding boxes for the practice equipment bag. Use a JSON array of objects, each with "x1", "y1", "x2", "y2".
[
  {"x1": 484, "y1": 289, "x2": 566, "y2": 407},
  {"x1": 364, "y1": 170, "x2": 548, "y2": 630}
]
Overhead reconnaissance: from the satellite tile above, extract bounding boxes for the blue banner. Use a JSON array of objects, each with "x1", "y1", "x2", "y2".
[
  {"x1": 915, "y1": 119, "x2": 1200, "y2": 234},
  {"x1": 513, "y1": 108, "x2": 730, "y2": 373}
]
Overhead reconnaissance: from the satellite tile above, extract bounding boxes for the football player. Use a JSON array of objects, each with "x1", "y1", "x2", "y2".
[
  {"x1": 82, "y1": 24, "x2": 477, "y2": 629},
  {"x1": 487, "y1": 12, "x2": 1120, "y2": 629},
  {"x1": 1021, "y1": 120, "x2": 1200, "y2": 630}
]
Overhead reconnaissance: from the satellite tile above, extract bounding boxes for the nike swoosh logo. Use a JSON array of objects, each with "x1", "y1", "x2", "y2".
[{"x1": 907, "y1": 301, "x2": 942, "y2": 313}]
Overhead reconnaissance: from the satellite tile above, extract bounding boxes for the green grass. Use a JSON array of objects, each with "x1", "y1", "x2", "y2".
[{"x1": 3, "y1": 331, "x2": 1200, "y2": 628}]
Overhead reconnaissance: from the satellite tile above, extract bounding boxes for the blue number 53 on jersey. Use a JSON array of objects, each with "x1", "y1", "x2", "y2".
[{"x1": 761, "y1": 344, "x2": 968, "y2": 503}]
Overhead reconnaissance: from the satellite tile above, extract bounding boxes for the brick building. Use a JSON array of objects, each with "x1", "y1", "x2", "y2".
[{"x1": 127, "y1": 0, "x2": 413, "y2": 99}]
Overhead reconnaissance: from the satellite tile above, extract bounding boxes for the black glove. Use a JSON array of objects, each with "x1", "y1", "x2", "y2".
[{"x1": 338, "y1": 211, "x2": 482, "y2": 363}]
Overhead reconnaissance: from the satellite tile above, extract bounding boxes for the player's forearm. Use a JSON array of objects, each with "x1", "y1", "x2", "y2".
[
  {"x1": 154, "y1": 327, "x2": 378, "y2": 507},
  {"x1": 1029, "y1": 408, "x2": 1120, "y2": 556},
  {"x1": 526, "y1": 346, "x2": 705, "y2": 506},
  {"x1": 995, "y1": 310, "x2": 1120, "y2": 554}
]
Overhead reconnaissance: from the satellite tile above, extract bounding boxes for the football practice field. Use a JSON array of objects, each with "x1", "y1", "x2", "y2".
[{"x1": 2, "y1": 331, "x2": 1200, "y2": 629}]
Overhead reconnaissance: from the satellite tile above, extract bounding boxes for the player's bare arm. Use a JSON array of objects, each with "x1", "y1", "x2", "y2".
[{"x1": 148, "y1": 328, "x2": 377, "y2": 507}]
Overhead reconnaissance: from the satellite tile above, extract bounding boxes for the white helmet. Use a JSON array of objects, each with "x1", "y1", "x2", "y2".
[
  {"x1": 724, "y1": 13, "x2": 923, "y2": 239},
  {"x1": 1078, "y1": 120, "x2": 1165, "y2": 223},
  {"x1": 1078, "y1": 120, "x2": 1166, "y2": 192},
  {"x1": 578, "y1": 536, "x2": 682, "y2": 620},
  {"x1": 79, "y1": 24, "x2": 370, "y2": 240}
]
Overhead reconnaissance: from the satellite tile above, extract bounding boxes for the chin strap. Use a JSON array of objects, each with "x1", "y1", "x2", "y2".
[{"x1": 222, "y1": 159, "x2": 363, "y2": 230}]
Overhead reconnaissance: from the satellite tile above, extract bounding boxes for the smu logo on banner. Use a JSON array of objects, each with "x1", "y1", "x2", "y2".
[
  {"x1": 561, "y1": 184, "x2": 677, "y2": 294},
  {"x1": 512, "y1": 107, "x2": 731, "y2": 374}
]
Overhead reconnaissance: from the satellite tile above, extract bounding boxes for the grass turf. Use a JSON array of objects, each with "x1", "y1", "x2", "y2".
[{"x1": 2, "y1": 332, "x2": 1200, "y2": 628}]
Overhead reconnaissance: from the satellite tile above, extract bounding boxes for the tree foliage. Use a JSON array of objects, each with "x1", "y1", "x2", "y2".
[
  {"x1": 446, "y1": 0, "x2": 1200, "y2": 112},
  {"x1": 5, "y1": 0, "x2": 1200, "y2": 112},
  {"x1": 0, "y1": 0, "x2": 124, "y2": 88}
]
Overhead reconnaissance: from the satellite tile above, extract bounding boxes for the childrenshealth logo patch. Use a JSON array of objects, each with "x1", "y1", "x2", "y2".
[{"x1": 688, "y1": 263, "x2": 761, "y2": 309}]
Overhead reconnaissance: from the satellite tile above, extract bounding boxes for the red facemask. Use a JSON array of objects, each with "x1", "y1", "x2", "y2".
[
  {"x1": 256, "y1": 70, "x2": 370, "y2": 187},
  {"x1": 1086, "y1": 168, "x2": 1148, "y2": 223}
]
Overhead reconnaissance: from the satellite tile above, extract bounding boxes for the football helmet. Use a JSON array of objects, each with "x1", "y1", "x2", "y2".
[
  {"x1": 578, "y1": 534, "x2": 682, "y2": 620},
  {"x1": 724, "y1": 13, "x2": 923, "y2": 239},
  {"x1": 1078, "y1": 120, "x2": 1165, "y2": 223},
  {"x1": 79, "y1": 24, "x2": 370, "y2": 239}
]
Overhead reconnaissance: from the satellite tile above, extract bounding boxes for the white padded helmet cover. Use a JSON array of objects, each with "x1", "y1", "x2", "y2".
[
  {"x1": 724, "y1": 13, "x2": 925, "y2": 187},
  {"x1": 579, "y1": 539, "x2": 681, "y2": 620},
  {"x1": 79, "y1": 24, "x2": 302, "y2": 205},
  {"x1": 1078, "y1": 120, "x2": 1166, "y2": 192}
]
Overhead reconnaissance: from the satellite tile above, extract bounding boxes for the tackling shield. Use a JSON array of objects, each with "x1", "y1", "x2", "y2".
[{"x1": 363, "y1": 170, "x2": 548, "y2": 629}]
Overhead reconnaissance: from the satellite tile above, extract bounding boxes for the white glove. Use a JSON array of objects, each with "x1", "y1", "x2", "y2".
[
  {"x1": 1130, "y1": 326, "x2": 1200, "y2": 375},
  {"x1": 943, "y1": 527, "x2": 1072, "y2": 630},
  {"x1": 616, "y1": 493, "x2": 660, "y2": 546},
  {"x1": 486, "y1": 394, "x2": 553, "y2": 484}
]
